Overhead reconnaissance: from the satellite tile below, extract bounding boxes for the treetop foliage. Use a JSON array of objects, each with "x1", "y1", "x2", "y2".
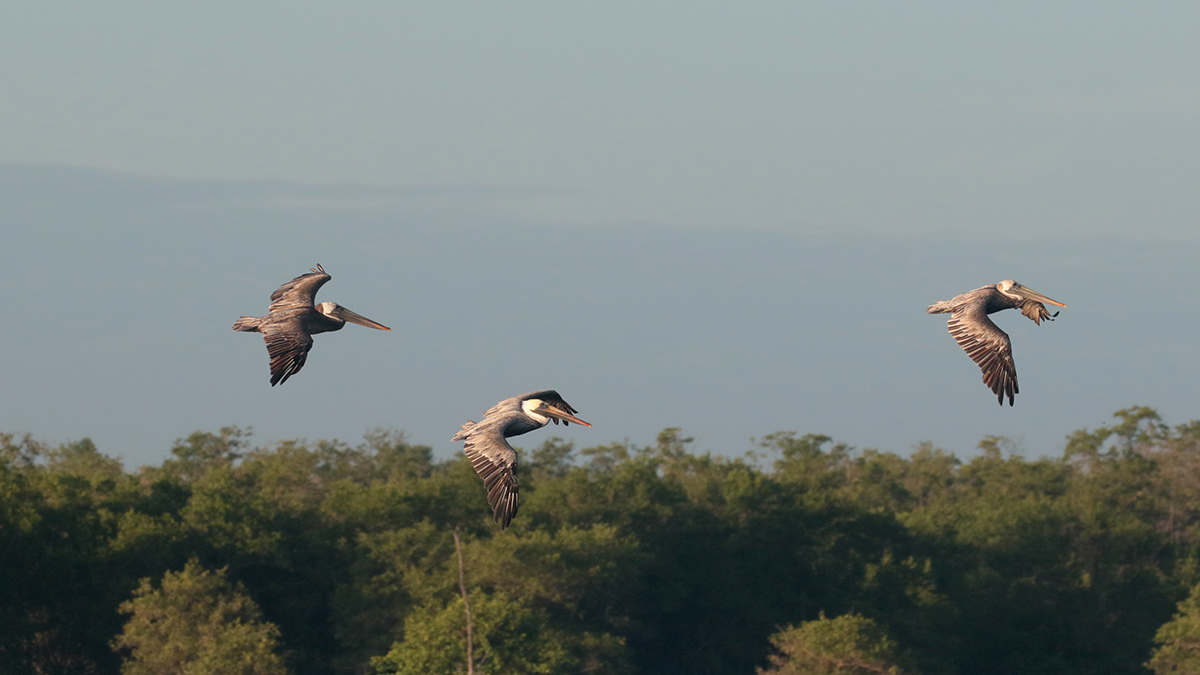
[
  {"x1": 113, "y1": 558, "x2": 288, "y2": 675},
  {"x1": 758, "y1": 612, "x2": 911, "y2": 675},
  {"x1": 3, "y1": 407, "x2": 1200, "y2": 674}
]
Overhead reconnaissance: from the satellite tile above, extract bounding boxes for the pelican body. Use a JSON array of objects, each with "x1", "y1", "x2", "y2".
[
  {"x1": 233, "y1": 264, "x2": 390, "y2": 385},
  {"x1": 927, "y1": 280, "x2": 1065, "y2": 406},
  {"x1": 452, "y1": 390, "x2": 591, "y2": 529}
]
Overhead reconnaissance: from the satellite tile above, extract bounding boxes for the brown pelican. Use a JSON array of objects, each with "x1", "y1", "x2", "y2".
[
  {"x1": 452, "y1": 390, "x2": 591, "y2": 529},
  {"x1": 232, "y1": 264, "x2": 390, "y2": 385},
  {"x1": 927, "y1": 280, "x2": 1066, "y2": 406}
]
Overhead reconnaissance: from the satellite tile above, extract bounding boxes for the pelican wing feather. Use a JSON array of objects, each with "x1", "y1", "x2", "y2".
[
  {"x1": 458, "y1": 423, "x2": 519, "y2": 529},
  {"x1": 947, "y1": 303, "x2": 1018, "y2": 406},
  {"x1": 262, "y1": 318, "x2": 315, "y2": 386},
  {"x1": 268, "y1": 265, "x2": 331, "y2": 313},
  {"x1": 1019, "y1": 300, "x2": 1058, "y2": 325}
]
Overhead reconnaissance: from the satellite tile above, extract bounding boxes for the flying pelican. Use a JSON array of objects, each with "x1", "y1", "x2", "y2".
[
  {"x1": 927, "y1": 280, "x2": 1066, "y2": 406},
  {"x1": 452, "y1": 390, "x2": 591, "y2": 529},
  {"x1": 232, "y1": 264, "x2": 390, "y2": 385}
]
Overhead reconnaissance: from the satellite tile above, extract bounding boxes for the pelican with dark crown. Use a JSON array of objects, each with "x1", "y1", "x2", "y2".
[
  {"x1": 453, "y1": 390, "x2": 591, "y2": 529},
  {"x1": 232, "y1": 264, "x2": 391, "y2": 385},
  {"x1": 927, "y1": 280, "x2": 1066, "y2": 406}
]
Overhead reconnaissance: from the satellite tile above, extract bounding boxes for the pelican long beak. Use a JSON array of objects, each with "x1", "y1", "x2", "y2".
[
  {"x1": 1015, "y1": 284, "x2": 1066, "y2": 308},
  {"x1": 537, "y1": 406, "x2": 592, "y2": 427},
  {"x1": 332, "y1": 306, "x2": 392, "y2": 331}
]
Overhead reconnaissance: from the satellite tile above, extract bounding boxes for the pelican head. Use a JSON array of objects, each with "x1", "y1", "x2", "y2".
[
  {"x1": 996, "y1": 280, "x2": 1066, "y2": 308},
  {"x1": 521, "y1": 398, "x2": 592, "y2": 428},
  {"x1": 317, "y1": 302, "x2": 392, "y2": 330}
]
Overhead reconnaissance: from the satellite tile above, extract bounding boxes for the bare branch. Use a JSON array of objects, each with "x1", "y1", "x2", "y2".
[{"x1": 453, "y1": 527, "x2": 474, "y2": 675}]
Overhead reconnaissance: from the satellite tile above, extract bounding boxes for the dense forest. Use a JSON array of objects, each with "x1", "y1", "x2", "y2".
[{"x1": 4, "y1": 407, "x2": 1200, "y2": 674}]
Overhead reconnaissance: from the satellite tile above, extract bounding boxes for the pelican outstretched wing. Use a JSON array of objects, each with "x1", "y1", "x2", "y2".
[
  {"x1": 262, "y1": 317, "x2": 314, "y2": 386},
  {"x1": 458, "y1": 425, "x2": 519, "y2": 529},
  {"x1": 947, "y1": 304, "x2": 1018, "y2": 406},
  {"x1": 268, "y1": 265, "x2": 331, "y2": 313}
]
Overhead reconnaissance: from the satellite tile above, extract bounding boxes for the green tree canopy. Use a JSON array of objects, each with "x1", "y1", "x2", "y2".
[
  {"x1": 113, "y1": 559, "x2": 288, "y2": 675},
  {"x1": 6, "y1": 407, "x2": 1200, "y2": 675},
  {"x1": 1148, "y1": 582, "x2": 1200, "y2": 674},
  {"x1": 758, "y1": 613, "x2": 912, "y2": 675},
  {"x1": 372, "y1": 590, "x2": 572, "y2": 675}
]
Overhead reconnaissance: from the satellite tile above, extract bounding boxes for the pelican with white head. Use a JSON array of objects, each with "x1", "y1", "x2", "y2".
[{"x1": 452, "y1": 390, "x2": 591, "y2": 529}]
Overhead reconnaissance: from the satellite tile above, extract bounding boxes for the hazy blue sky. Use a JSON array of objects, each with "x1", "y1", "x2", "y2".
[
  {"x1": 6, "y1": 2, "x2": 1200, "y2": 238},
  {"x1": 2, "y1": 4, "x2": 1199, "y2": 467}
]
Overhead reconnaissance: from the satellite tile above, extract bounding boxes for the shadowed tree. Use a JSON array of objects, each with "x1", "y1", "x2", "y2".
[{"x1": 1147, "y1": 582, "x2": 1200, "y2": 674}]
